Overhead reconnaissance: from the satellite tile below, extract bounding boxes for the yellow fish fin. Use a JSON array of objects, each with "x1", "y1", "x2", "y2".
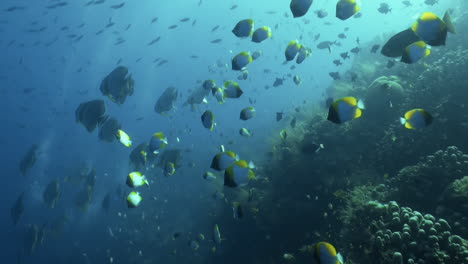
[
  {"x1": 424, "y1": 49, "x2": 431, "y2": 57},
  {"x1": 404, "y1": 109, "x2": 416, "y2": 120},
  {"x1": 420, "y1": 12, "x2": 438, "y2": 22},
  {"x1": 354, "y1": 5, "x2": 360, "y2": 13},
  {"x1": 248, "y1": 170, "x2": 255, "y2": 180},
  {"x1": 236, "y1": 160, "x2": 248, "y2": 168},
  {"x1": 414, "y1": 41, "x2": 426, "y2": 47},
  {"x1": 323, "y1": 242, "x2": 337, "y2": 256},
  {"x1": 341, "y1": 96, "x2": 357, "y2": 106},
  {"x1": 354, "y1": 108, "x2": 362, "y2": 119},
  {"x1": 411, "y1": 22, "x2": 418, "y2": 33}
]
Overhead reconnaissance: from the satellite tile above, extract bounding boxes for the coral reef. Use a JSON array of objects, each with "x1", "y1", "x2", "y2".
[
  {"x1": 442, "y1": 176, "x2": 468, "y2": 213},
  {"x1": 341, "y1": 200, "x2": 468, "y2": 264},
  {"x1": 252, "y1": 17, "x2": 468, "y2": 264},
  {"x1": 364, "y1": 75, "x2": 405, "y2": 124},
  {"x1": 386, "y1": 146, "x2": 468, "y2": 237},
  {"x1": 338, "y1": 147, "x2": 468, "y2": 263},
  {"x1": 328, "y1": 80, "x2": 358, "y2": 99}
]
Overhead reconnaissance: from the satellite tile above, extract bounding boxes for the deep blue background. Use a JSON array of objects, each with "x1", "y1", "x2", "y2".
[{"x1": 0, "y1": 0, "x2": 458, "y2": 263}]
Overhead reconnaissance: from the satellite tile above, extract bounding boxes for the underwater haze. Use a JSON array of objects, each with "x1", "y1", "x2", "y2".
[{"x1": 1, "y1": 0, "x2": 468, "y2": 263}]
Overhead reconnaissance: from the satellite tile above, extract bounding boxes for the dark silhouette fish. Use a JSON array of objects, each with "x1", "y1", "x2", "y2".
[
  {"x1": 377, "y1": 3, "x2": 391, "y2": 14},
  {"x1": 105, "y1": 18, "x2": 114, "y2": 28},
  {"x1": 4, "y1": 6, "x2": 26, "y2": 12},
  {"x1": 340, "y1": 52, "x2": 350, "y2": 60},
  {"x1": 11, "y1": 192, "x2": 25, "y2": 225},
  {"x1": 315, "y1": 9, "x2": 328, "y2": 18},
  {"x1": 154, "y1": 86, "x2": 178, "y2": 114},
  {"x1": 148, "y1": 37, "x2": 161, "y2": 45},
  {"x1": 114, "y1": 39, "x2": 125, "y2": 45},
  {"x1": 211, "y1": 25, "x2": 220, "y2": 32},
  {"x1": 424, "y1": 0, "x2": 438, "y2": 6},
  {"x1": 381, "y1": 28, "x2": 420, "y2": 58},
  {"x1": 19, "y1": 144, "x2": 39, "y2": 176},
  {"x1": 273, "y1": 77, "x2": 284, "y2": 87},
  {"x1": 276, "y1": 112, "x2": 284, "y2": 121},
  {"x1": 329, "y1": 72, "x2": 340, "y2": 80},
  {"x1": 333, "y1": 59, "x2": 342, "y2": 66},
  {"x1": 402, "y1": 1, "x2": 412, "y2": 7},
  {"x1": 46, "y1": 2, "x2": 68, "y2": 9},
  {"x1": 350, "y1": 47, "x2": 360, "y2": 54},
  {"x1": 317, "y1": 41, "x2": 336, "y2": 53},
  {"x1": 110, "y1": 3, "x2": 125, "y2": 9},
  {"x1": 370, "y1": 44, "x2": 380, "y2": 53},
  {"x1": 158, "y1": 59, "x2": 168, "y2": 66}
]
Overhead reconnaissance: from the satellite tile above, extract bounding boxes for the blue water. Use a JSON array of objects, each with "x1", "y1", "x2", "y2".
[{"x1": 0, "y1": 0, "x2": 463, "y2": 263}]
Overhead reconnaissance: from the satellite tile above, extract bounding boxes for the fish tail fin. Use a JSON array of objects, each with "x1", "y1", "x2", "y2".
[
  {"x1": 400, "y1": 117, "x2": 406, "y2": 125},
  {"x1": 443, "y1": 10, "x2": 456, "y2": 34},
  {"x1": 357, "y1": 100, "x2": 365, "y2": 110},
  {"x1": 337, "y1": 252, "x2": 344, "y2": 264}
]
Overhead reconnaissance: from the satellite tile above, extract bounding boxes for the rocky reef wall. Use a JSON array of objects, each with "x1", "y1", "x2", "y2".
[{"x1": 254, "y1": 14, "x2": 468, "y2": 264}]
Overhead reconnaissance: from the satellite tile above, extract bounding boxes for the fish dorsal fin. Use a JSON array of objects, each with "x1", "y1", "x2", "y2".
[
  {"x1": 354, "y1": 4, "x2": 360, "y2": 13},
  {"x1": 404, "y1": 109, "x2": 416, "y2": 120},
  {"x1": 420, "y1": 12, "x2": 438, "y2": 22},
  {"x1": 321, "y1": 242, "x2": 337, "y2": 256},
  {"x1": 236, "y1": 160, "x2": 248, "y2": 168},
  {"x1": 414, "y1": 41, "x2": 426, "y2": 48},
  {"x1": 341, "y1": 96, "x2": 357, "y2": 106}
]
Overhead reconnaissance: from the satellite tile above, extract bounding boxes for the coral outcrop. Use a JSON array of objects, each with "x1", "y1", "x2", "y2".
[
  {"x1": 342, "y1": 199, "x2": 468, "y2": 264},
  {"x1": 386, "y1": 146, "x2": 468, "y2": 237}
]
